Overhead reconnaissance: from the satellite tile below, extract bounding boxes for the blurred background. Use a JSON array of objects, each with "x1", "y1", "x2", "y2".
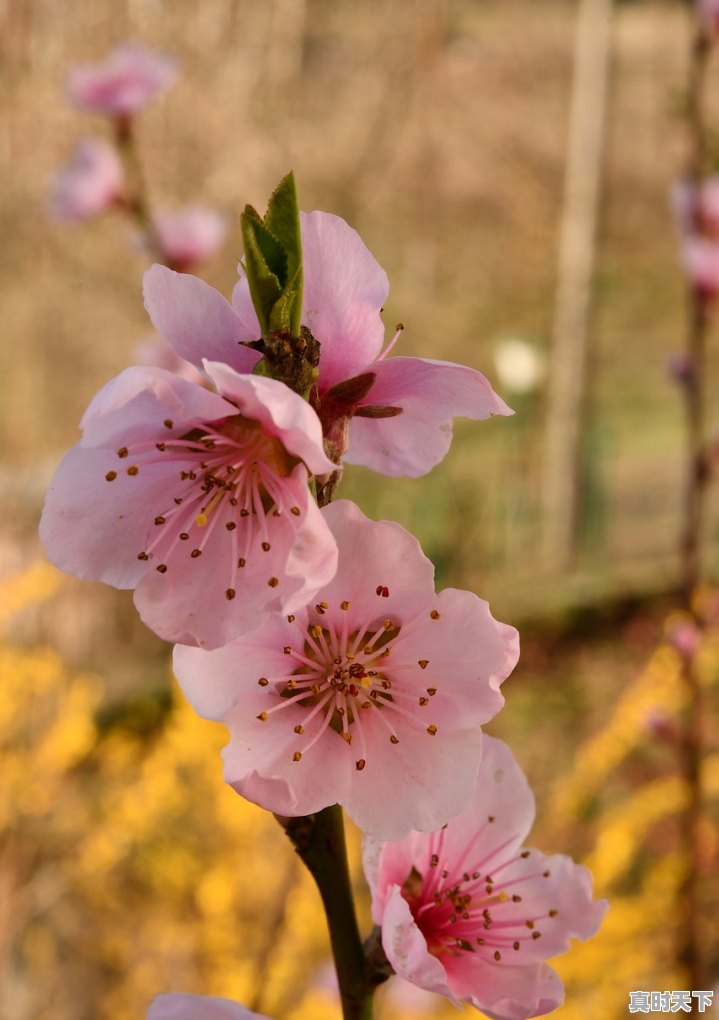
[{"x1": 2, "y1": 0, "x2": 718, "y2": 1017}]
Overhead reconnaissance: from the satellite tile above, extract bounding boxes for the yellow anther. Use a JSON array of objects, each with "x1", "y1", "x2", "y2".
[
  {"x1": 498, "y1": 891, "x2": 509, "y2": 902},
  {"x1": 195, "y1": 512, "x2": 208, "y2": 527},
  {"x1": 360, "y1": 677, "x2": 372, "y2": 689}
]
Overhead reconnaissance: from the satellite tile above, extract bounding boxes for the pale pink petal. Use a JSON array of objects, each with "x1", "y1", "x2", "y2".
[
  {"x1": 299, "y1": 211, "x2": 389, "y2": 389},
  {"x1": 344, "y1": 725, "x2": 483, "y2": 839},
  {"x1": 228, "y1": 267, "x2": 262, "y2": 338},
  {"x1": 136, "y1": 463, "x2": 337, "y2": 648},
  {"x1": 347, "y1": 357, "x2": 512, "y2": 477},
  {"x1": 148, "y1": 992, "x2": 271, "y2": 1019},
  {"x1": 135, "y1": 335, "x2": 205, "y2": 385},
  {"x1": 447, "y1": 959, "x2": 564, "y2": 1019},
  {"x1": 143, "y1": 265, "x2": 260, "y2": 375},
  {"x1": 381, "y1": 886, "x2": 459, "y2": 1004},
  {"x1": 220, "y1": 685, "x2": 353, "y2": 817},
  {"x1": 316, "y1": 500, "x2": 435, "y2": 625},
  {"x1": 174, "y1": 613, "x2": 302, "y2": 719},
  {"x1": 206, "y1": 362, "x2": 334, "y2": 476},
  {"x1": 388, "y1": 587, "x2": 515, "y2": 720},
  {"x1": 432, "y1": 734, "x2": 535, "y2": 872},
  {"x1": 51, "y1": 138, "x2": 124, "y2": 220},
  {"x1": 363, "y1": 831, "x2": 425, "y2": 919},
  {"x1": 232, "y1": 211, "x2": 388, "y2": 390},
  {"x1": 40, "y1": 445, "x2": 177, "y2": 588},
  {"x1": 69, "y1": 44, "x2": 176, "y2": 116},
  {"x1": 152, "y1": 206, "x2": 228, "y2": 269},
  {"x1": 79, "y1": 365, "x2": 229, "y2": 435}
]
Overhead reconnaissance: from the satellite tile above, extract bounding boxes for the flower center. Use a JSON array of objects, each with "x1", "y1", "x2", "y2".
[
  {"x1": 403, "y1": 831, "x2": 559, "y2": 964},
  {"x1": 254, "y1": 594, "x2": 442, "y2": 770},
  {"x1": 106, "y1": 413, "x2": 300, "y2": 590}
]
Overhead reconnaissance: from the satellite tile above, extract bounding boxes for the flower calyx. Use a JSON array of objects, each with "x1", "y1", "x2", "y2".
[
  {"x1": 250, "y1": 324, "x2": 321, "y2": 399},
  {"x1": 312, "y1": 370, "x2": 403, "y2": 503}
]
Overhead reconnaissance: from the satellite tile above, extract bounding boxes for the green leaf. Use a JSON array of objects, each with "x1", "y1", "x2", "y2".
[
  {"x1": 240, "y1": 173, "x2": 304, "y2": 339},
  {"x1": 269, "y1": 265, "x2": 302, "y2": 334},
  {"x1": 240, "y1": 210, "x2": 284, "y2": 335}
]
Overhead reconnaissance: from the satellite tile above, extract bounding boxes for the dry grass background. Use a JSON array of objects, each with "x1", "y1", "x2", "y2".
[{"x1": 2, "y1": 1, "x2": 719, "y2": 1017}]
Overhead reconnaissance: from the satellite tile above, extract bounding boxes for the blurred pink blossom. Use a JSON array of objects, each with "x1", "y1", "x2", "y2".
[
  {"x1": 698, "y1": 0, "x2": 719, "y2": 36},
  {"x1": 148, "y1": 994, "x2": 271, "y2": 1019},
  {"x1": 51, "y1": 138, "x2": 124, "y2": 220},
  {"x1": 68, "y1": 44, "x2": 176, "y2": 117},
  {"x1": 40, "y1": 363, "x2": 337, "y2": 649},
  {"x1": 152, "y1": 206, "x2": 228, "y2": 271},
  {"x1": 665, "y1": 616, "x2": 702, "y2": 658},
  {"x1": 144, "y1": 210, "x2": 511, "y2": 480},
  {"x1": 363, "y1": 736, "x2": 607, "y2": 1019},
  {"x1": 666, "y1": 352, "x2": 695, "y2": 389},
  {"x1": 642, "y1": 707, "x2": 677, "y2": 742},
  {"x1": 672, "y1": 178, "x2": 719, "y2": 238},
  {"x1": 174, "y1": 499, "x2": 517, "y2": 839},
  {"x1": 681, "y1": 236, "x2": 719, "y2": 299}
]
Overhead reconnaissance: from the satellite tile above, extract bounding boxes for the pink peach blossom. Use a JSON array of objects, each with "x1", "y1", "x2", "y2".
[
  {"x1": 148, "y1": 994, "x2": 271, "y2": 1019},
  {"x1": 152, "y1": 206, "x2": 228, "y2": 271},
  {"x1": 144, "y1": 210, "x2": 511, "y2": 479},
  {"x1": 173, "y1": 500, "x2": 517, "y2": 838},
  {"x1": 68, "y1": 44, "x2": 176, "y2": 117},
  {"x1": 51, "y1": 138, "x2": 124, "y2": 220},
  {"x1": 363, "y1": 735, "x2": 607, "y2": 1019},
  {"x1": 40, "y1": 363, "x2": 337, "y2": 649},
  {"x1": 681, "y1": 236, "x2": 719, "y2": 299}
]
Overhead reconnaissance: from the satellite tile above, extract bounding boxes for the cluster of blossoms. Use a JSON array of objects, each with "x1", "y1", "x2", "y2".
[
  {"x1": 51, "y1": 45, "x2": 226, "y2": 271},
  {"x1": 43, "y1": 168, "x2": 606, "y2": 1015}
]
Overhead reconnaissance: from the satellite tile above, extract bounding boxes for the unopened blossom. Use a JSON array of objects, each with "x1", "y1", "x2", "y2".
[
  {"x1": 51, "y1": 138, "x2": 124, "y2": 221},
  {"x1": 148, "y1": 994, "x2": 272, "y2": 1019},
  {"x1": 174, "y1": 500, "x2": 517, "y2": 839},
  {"x1": 152, "y1": 206, "x2": 228, "y2": 271},
  {"x1": 363, "y1": 735, "x2": 607, "y2": 1020},
  {"x1": 144, "y1": 211, "x2": 511, "y2": 480},
  {"x1": 40, "y1": 362, "x2": 337, "y2": 649},
  {"x1": 681, "y1": 236, "x2": 719, "y2": 299},
  {"x1": 68, "y1": 44, "x2": 176, "y2": 117}
]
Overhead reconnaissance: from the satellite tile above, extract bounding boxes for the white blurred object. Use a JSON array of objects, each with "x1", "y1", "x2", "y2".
[{"x1": 493, "y1": 338, "x2": 546, "y2": 395}]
